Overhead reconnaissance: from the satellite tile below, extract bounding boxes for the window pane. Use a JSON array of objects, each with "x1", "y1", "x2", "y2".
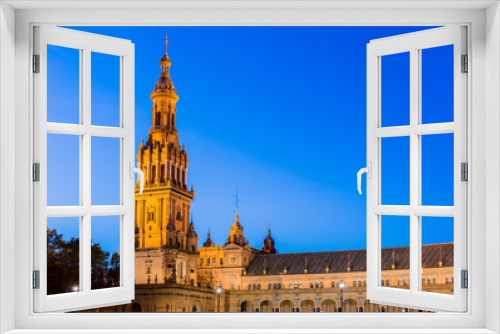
[
  {"x1": 421, "y1": 133, "x2": 454, "y2": 206},
  {"x1": 47, "y1": 217, "x2": 80, "y2": 295},
  {"x1": 91, "y1": 136, "x2": 121, "y2": 205},
  {"x1": 381, "y1": 215, "x2": 410, "y2": 290},
  {"x1": 47, "y1": 45, "x2": 80, "y2": 124},
  {"x1": 381, "y1": 52, "x2": 410, "y2": 127},
  {"x1": 421, "y1": 45, "x2": 454, "y2": 124},
  {"x1": 91, "y1": 52, "x2": 120, "y2": 127},
  {"x1": 381, "y1": 136, "x2": 410, "y2": 205},
  {"x1": 421, "y1": 217, "x2": 454, "y2": 295},
  {"x1": 91, "y1": 215, "x2": 121, "y2": 290},
  {"x1": 47, "y1": 133, "x2": 80, "y2": 206}
]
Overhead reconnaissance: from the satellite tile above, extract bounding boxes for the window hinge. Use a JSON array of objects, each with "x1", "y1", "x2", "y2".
[
  {"x1": 461, "y1": 162, "x2": 468, "y2": 182},
  {"x1": 33, "y1": 270, "x2": 40, "y2": 289},
  {"x1": 461, "y1": 269, "x2": 468, "y2": 289},
  {"x1": 461, "y1": 54, "x2": 468, "y2": 73},
  {"x1": 33, "y1": 163, "x2": 40, "y2": 182},
  {"x1": 33, "y1": 54, "x2": 40, "y2": 73}
]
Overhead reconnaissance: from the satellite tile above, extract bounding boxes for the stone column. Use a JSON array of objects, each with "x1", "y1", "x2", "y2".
[
  {"x1": 146, "y1": 162, "x2": 151, "y2": 184},
  {"x1": 156, "y1": 161, "x2": 160, "y2": 185},
  {"x1": 164, "y1": 159, "x2": 168, "y2": 180}
]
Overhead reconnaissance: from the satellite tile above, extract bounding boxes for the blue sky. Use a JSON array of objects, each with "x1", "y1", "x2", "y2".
[{"x1": 47, "y1": 26, "x2": 454, "y2": 255}]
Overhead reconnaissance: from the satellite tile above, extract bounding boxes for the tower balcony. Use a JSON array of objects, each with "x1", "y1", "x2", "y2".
[{"x1": 149, "y1": 125, "x2": 177, "y2": 133}]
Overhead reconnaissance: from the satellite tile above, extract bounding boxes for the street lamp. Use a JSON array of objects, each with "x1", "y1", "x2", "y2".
[
  {"x1": 216, "y1": 286, "x2": 223, "y2": 312},
  {"x1": 338, "y1": 280, "x2": 345, "y2": 312}
]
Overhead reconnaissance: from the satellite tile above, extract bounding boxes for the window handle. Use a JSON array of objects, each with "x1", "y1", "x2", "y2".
[
  {"x1": 130, "y1": 162, "x2": 145, "y2": 194},
  {"x1": 357, "y1": 162, "x2": 372, "y2": 195}
]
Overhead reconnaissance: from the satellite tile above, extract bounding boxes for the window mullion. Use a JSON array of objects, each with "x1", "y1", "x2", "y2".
[
  {"x1": 82, "y1": 47, "x2": 92, "y2": 293},
  {"x1": 409, "y1": 48, "x2": 420, "y2": 294}
]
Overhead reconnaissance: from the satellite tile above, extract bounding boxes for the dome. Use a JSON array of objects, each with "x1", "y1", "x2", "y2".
[
  {"x1": 203, "y1": 229, "x2": 214, "y2": 247},
  {"x1": 187, "y1": 221, "x2": 197, "y2": 237},
  {"x1": 153, "y1": 72, "x2": 176, "y2": 94},
  {"x1": 230, "y1": 213, "x2": 243, "y2": 231},
  {"x1": 261, "y1": 227, "x2": 277, "y2": 254},
  {"x1": 152, "y1": 32, "x2": 177, "y2": 96}
]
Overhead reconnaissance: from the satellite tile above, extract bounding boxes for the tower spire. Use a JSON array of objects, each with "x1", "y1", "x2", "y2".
[{"x1": 164, "y1": 28, "x2": 168, "y2": 56}]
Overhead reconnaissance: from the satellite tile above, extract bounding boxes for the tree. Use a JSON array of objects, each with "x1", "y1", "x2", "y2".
[{"x1": 47, "y1": 228, "x2": 120, "y2": 294}]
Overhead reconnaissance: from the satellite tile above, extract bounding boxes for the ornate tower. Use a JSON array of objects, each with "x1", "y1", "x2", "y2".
[
  {"x1": 135, "y1": 32, "x2": 197, "y2": 286},
  {"x1": 225, "y1": 213, "x2": 246, "y2": 246},
  {"x1": 261, "y1": 227, "x2": 277, "y2": 254}
]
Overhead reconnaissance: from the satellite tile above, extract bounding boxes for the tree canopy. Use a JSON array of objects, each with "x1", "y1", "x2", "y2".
[{"x1": 47, "y1": 228, "x2": 120, "y2": 295}]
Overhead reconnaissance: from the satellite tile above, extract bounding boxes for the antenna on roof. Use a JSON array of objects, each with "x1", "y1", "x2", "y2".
[{"x1": 234, "y1": 187, "x2": 239, "y2": 215}]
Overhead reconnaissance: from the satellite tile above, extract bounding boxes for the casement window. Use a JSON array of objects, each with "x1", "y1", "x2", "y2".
[
  {"x1": 360, "y1": 26, "x2": 468, "y2": 312},
  {"x1": 33, "y1": 26, "x2": 140, "y2": 312},
  {"x1": 2, "y1": 2, "x2": 499, "y2": 334}
]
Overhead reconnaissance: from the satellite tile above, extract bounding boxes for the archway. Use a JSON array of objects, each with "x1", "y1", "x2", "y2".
[
  {"x1": 321, "y1": 299, "x2": 336, "y2": 312},
  {"x1": 191, "y1": 300, "x2": 202, "y2": 313},
  {"x1": 300, "y1": 300, "x2": 315, "y2": 312},
  {"x1": 131, "y1": 302, "x2": 142, "y2": 312},
  {"x1": 280, "y1": 300, "x2": 293, "y2": 313},
  {"x1": 343, "y1": 299, "x2": 358, "y2": 312},
  {"x1": 260, "y1": 300, "x2": 274, "y2": 313},
  {"x1": 240, "y1": 300, "x2": 255, "y2": 312}
]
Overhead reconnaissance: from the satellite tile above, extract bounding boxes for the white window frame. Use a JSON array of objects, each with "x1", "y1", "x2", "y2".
[
  {"x1": 0, "y1": 1, "x2": 499, "y2": 333},
  {"x1": 32, "y1": 26, "x2": 136, "y2": 312},
  {"x1": 365, "y1": 26, "x2": 467, "y2": 312}
]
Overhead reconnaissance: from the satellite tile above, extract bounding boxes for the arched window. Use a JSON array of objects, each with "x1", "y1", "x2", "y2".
[
  {"x1": 363, "y1": 280, "x2": 367, "y2": 287},
  {"x1": 248, "y1": 284, "x2": 251, "y2": 290},
  {"x1": 220, "y1": 258, "x2": 223, "y2": 265},
  {"x1": 433, "y1": 277, "x2": 437, "y2": 284},
  {"x1": 269, "y1": 283, "x2": 272, "y2": 290},
  {"x1": 206, "y1": 258, "x2": 209, "y2": 265},
  {"x1": 212, "y1": 258, "x2": 216, "y2": 264},
  {"x1": 381, "y1": 280, "x2": 384, "y2": 286},
  {"x1": 358, "y1": 280, "x2": 362, "y2": 287},
  {"x1": 422, "y1": 277, "x2": 426, "y2": 286},
  {"x1": 200, "y1": 258, "x2": 203, "y2": 265},
  {"x1": 386, "y1": 279, "x2": 390, "y2": 286},
  {"x1": 151, "y1": 166, "x2": 156, "y2": 183},
  {"x1": 331, "y1": 281, "x2": 335, "y2": 288},
  {"x1": 353, "y1": 281, "x2": 357, "y2": 287},
  {"x1": 427, "y1": 277, "x2": 432, "y2": 285},
  {"x1": 161, "y1": 165, "x2": 165, "y2": 182},
  {"x1": 155, "y1": 112, "x2": 161, "y2": 126},
  {"x1": 257, "y1": 284, "x2": 261, "y2": 290}
]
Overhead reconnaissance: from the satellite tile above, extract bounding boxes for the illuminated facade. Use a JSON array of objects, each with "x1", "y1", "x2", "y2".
[
  {"x1": 104, "y1": 34, "x2": 455, "y2": 314},
  {"x1": 134, "y1": 33, "x2": 198, "y2": 287}
]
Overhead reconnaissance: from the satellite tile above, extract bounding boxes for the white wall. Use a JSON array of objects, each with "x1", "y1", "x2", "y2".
[
  {"x1": 486, "y1": 2, "x2": 500, "y2": 333},
  {"x1": 0, "y1": 2, "x2": 16, "y2": 333}
]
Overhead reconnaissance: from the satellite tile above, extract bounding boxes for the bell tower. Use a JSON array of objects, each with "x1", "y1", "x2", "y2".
[{"x1": 135, "y1": 32, "x2": 198, "y2": 286}]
